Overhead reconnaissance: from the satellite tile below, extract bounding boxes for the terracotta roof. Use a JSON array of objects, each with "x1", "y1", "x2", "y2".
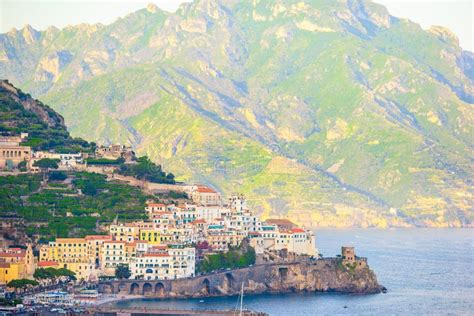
[
  {"x1": 0, "y1": 252, "x2": 25, "y2": 258},
  {"x1": 151, "y1": 245, "x2": 168, "y2": 250},
  {"x1": 0, "y1": 262, "x2": 11, "y2": 268},
  {"x1": 196, "y1": 186, "x2": 217, "y2": 193},
  {"x1": 55, "y1": 238, "x2": 86, "y2": 243},
  {"x1": 85, "y1": 235, "x2": 112, "y2": 240},
  {"x1": 104, "y1": 241, "x2": 126, "y2": 244},
  {"x1": 291, "y1": 228, "x2": 305, "y2": 233},
  {"x1": 38, "y1": 261, "x2": 59, "y2": 267}
]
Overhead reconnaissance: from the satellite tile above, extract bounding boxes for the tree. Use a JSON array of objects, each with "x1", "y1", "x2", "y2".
[
  {"x1": 18, "y1": 161, "x2": 27, "y2": 172},
  {"x1": 197, "y1": 243, "x2": 256, "y2": 273},
  {"x1": 34, "y1": 268, "x2": 55, "y2": 280},
  {"x1": 118, "y1": 156, "x2": 175, "y2": 184},
  {"x1": 56, "y1": 268, "x2": 76, "y2": 281},
  {"x1": 82, "y1": 182, "x2": 97, "y2": 196},
  {"x1": 49, "y1": 171, "x2": 67, "y2": 181},
  {"x1": 33, "y1": 158, "x2": 59, "y2": 170},
  {"x1": 115, "y1": 264, "x2": 131, "y2": 279},
  {"x1": 34, "y1": 267, "x2": 76, "y2": 282},
  {"x1": 7, "y1": 279, "x2": 39, "y2": 292}
]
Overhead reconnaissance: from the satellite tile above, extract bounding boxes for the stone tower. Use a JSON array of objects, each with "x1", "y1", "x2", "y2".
[
  {"x1": 25, "y1": 243, "x2": 36, "y2": 277},
  {"x1": 341, "y1": 246, "x2": 355, "y2": 264}
]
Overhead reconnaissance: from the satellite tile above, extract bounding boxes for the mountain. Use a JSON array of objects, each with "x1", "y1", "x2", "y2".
[
  {"x1": 0, "y1": 80, "x2": 94, "y2": 152},
  {"x1": 1, "y1": 0, "x2": 472, "y2": 227},
  {"x1": 0, "y1": 81, "x2": 166, "y2": 241}
]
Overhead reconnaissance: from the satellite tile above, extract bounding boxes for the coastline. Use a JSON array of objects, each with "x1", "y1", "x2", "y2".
[{"x1": 97, "y1": 258, "x2": 384, "y2": 301}]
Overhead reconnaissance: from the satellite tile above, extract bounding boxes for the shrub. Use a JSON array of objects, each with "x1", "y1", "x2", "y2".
[
  {"x1": 115, "y1": 264, "x2": 131, "y2": 279},
  {"x1": 33, "y1": 158, "x2": 59, "y2": 169},
  {"x1": 197, "y1": 243, "x2": 256, "y2": 273},
  {"x1": 49, "y1": 171, "x2": 67, "y2": 181},
  {"x1": 118, "y1": 156, "x2": 175, "y2": 184}
]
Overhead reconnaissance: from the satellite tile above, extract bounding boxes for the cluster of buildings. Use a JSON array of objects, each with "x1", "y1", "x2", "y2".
[
  {"x1": 0, "y1": 132, "x2": 134, "y2": 172},
  {"x1": 0, "y1": 133, "x2": 318, "y2": 285},
  {"x1": 0, "y1": 186, "x2": 318, "y2": 285}
]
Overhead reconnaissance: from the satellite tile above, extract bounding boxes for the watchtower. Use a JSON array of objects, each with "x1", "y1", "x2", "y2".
[{"x1": 341, "y1": 246, "x2": 355, "y2": 264}]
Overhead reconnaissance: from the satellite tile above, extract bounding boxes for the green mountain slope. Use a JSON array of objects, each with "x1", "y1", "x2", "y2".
[
  {"x1": 0, "y1": 81, "x2": 181, "y2": 241},
  {"x1": 1, "y1": 0, "x2": 473, "y2": 227},
  {"x1": 0, "y1": 79, "x2": 94, "y2": 152}
]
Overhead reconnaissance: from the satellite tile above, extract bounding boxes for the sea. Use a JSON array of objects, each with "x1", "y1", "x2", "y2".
[{"x1": 105, "y1": 228, "x2": 474, "y2": 315}]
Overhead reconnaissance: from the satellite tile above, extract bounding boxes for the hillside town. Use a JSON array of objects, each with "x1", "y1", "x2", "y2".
[
  {"x1": 0, "y1": 133, "x2": 319, "y2": 309},
  {"x1": 1, "y1": 190, "x2": 318, "y2": 285}
]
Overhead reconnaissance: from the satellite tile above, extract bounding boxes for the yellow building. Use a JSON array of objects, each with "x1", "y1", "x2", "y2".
[
  {"x1": 139, "y1": 229, "x2": 161, "y2": 244},
  {"x1": 109, "y1": 223, "x2": 140, "y2": 242},
  {"x1": 0, "y1": 135, "x2": 32, "y2": 170},
  {"x1": 85, "y1": 235, "x2": 113, "y2": 268},
  {"x1": 0, "y1": 262, "x2": 26, "y2": 285},
  {"x1": 39, "y1": 238, "x2": 97, "y2": 281},
  {"x1": 0, "y1": 245, "x2": 36, "y2": 285}
]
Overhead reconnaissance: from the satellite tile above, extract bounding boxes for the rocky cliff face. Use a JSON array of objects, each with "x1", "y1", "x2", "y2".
[
  {"x1": 259, "y1": 259, "x2": 382, "y2": 295},
  {"x1": 99, "y1": 259, "x2": 384, "y2": 297},
  {"x1": 0, "y1": 80, "x2": 65, "y2": 129},
  {"x1": 0, "y1": 81, "x2": 94, "y2": 152}
]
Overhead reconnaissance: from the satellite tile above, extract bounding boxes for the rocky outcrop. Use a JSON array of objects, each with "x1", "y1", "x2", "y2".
[
  {"x1": 0, "y1": 79, "x2": 65, "y2": 128},
  {"x1": 98, "y1": 259, "x2": 384, "y2": 298}
]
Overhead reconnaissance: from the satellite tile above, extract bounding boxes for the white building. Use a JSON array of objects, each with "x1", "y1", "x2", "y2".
[
  {"x1": 196, "y1": 205, "x2": 230, "y2": 222},
  {"x1": 249, "y1": 226, "x2": 318, "y2": 257},
  {"x1": 101, "y1": 241, "x2": 134, "y2": 276},
  {"x1": 145, "y1": 203, "x2": 168, "y2": 216},
  {"x1": 191, "y1": 186, "x2": 222, "y2": 206},
  {"x1": 130, "y1": 245, "x2": 195, "y2": 280},
  {"x1": 229, "y1": 194, "x2": 247, "y2": 212},
  {"x1": 33, "y1": 151, "x2": 83, "y2": 168}
]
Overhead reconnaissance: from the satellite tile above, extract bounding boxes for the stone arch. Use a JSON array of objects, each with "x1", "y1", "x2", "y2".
[
  {"x1": 202, "y1": 278, "x2": 210, "y2": 295},
  {"x1": 143, "y1": 283, "x2": 153, "y2": 296},
  {"x1": 130, "y1": 283, "x2": 140, "y2": 295},
  {"x1": 118, "y1": 282, "x2": 127, "y2": 294},
  {"x1": 155, "y1": 282, "x2": 165, "y2": 297},
  {"x1": 223, "y1": 273, "x2": 233, "y2": 292},
  {"x1": 101, "y1": 283, "x2": 114, "y2": 294},
  {"x1": 279, "y1": 267, "x2": 288, "y2": 283}
]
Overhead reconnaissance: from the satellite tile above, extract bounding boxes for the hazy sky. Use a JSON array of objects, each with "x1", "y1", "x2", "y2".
[{"x1": 0, "y1": 0, "x2": 472, "y2": 51}]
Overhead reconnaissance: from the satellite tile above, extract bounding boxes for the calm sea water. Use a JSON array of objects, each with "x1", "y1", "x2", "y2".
[{"x1": 105, "y1": 229, "x2": 474, "y2": 315}]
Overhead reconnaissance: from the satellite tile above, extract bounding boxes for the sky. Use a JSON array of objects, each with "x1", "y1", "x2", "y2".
[{"x1": 0, "y1": 0, "x2": 472, "y2": 51}]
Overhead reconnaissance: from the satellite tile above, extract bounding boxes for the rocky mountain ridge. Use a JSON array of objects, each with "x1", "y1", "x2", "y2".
[{"x1": 1, "y1": 0, "x2": 473, "y2": 227}]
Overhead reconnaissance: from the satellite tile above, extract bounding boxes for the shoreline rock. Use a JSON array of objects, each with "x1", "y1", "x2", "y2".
[{"x1": 98, "y1": 258, "x2": 385, "y2": 299}]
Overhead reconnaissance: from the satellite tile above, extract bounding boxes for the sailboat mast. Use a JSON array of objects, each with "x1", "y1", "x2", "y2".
[{"x1": 239, "y1": 282, "x2": 244, "y2": 316}]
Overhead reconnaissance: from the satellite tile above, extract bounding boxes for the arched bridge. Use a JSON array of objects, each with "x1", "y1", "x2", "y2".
[{"x1": 98, "y1": 262, "x2": 299, "y2": 298}]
